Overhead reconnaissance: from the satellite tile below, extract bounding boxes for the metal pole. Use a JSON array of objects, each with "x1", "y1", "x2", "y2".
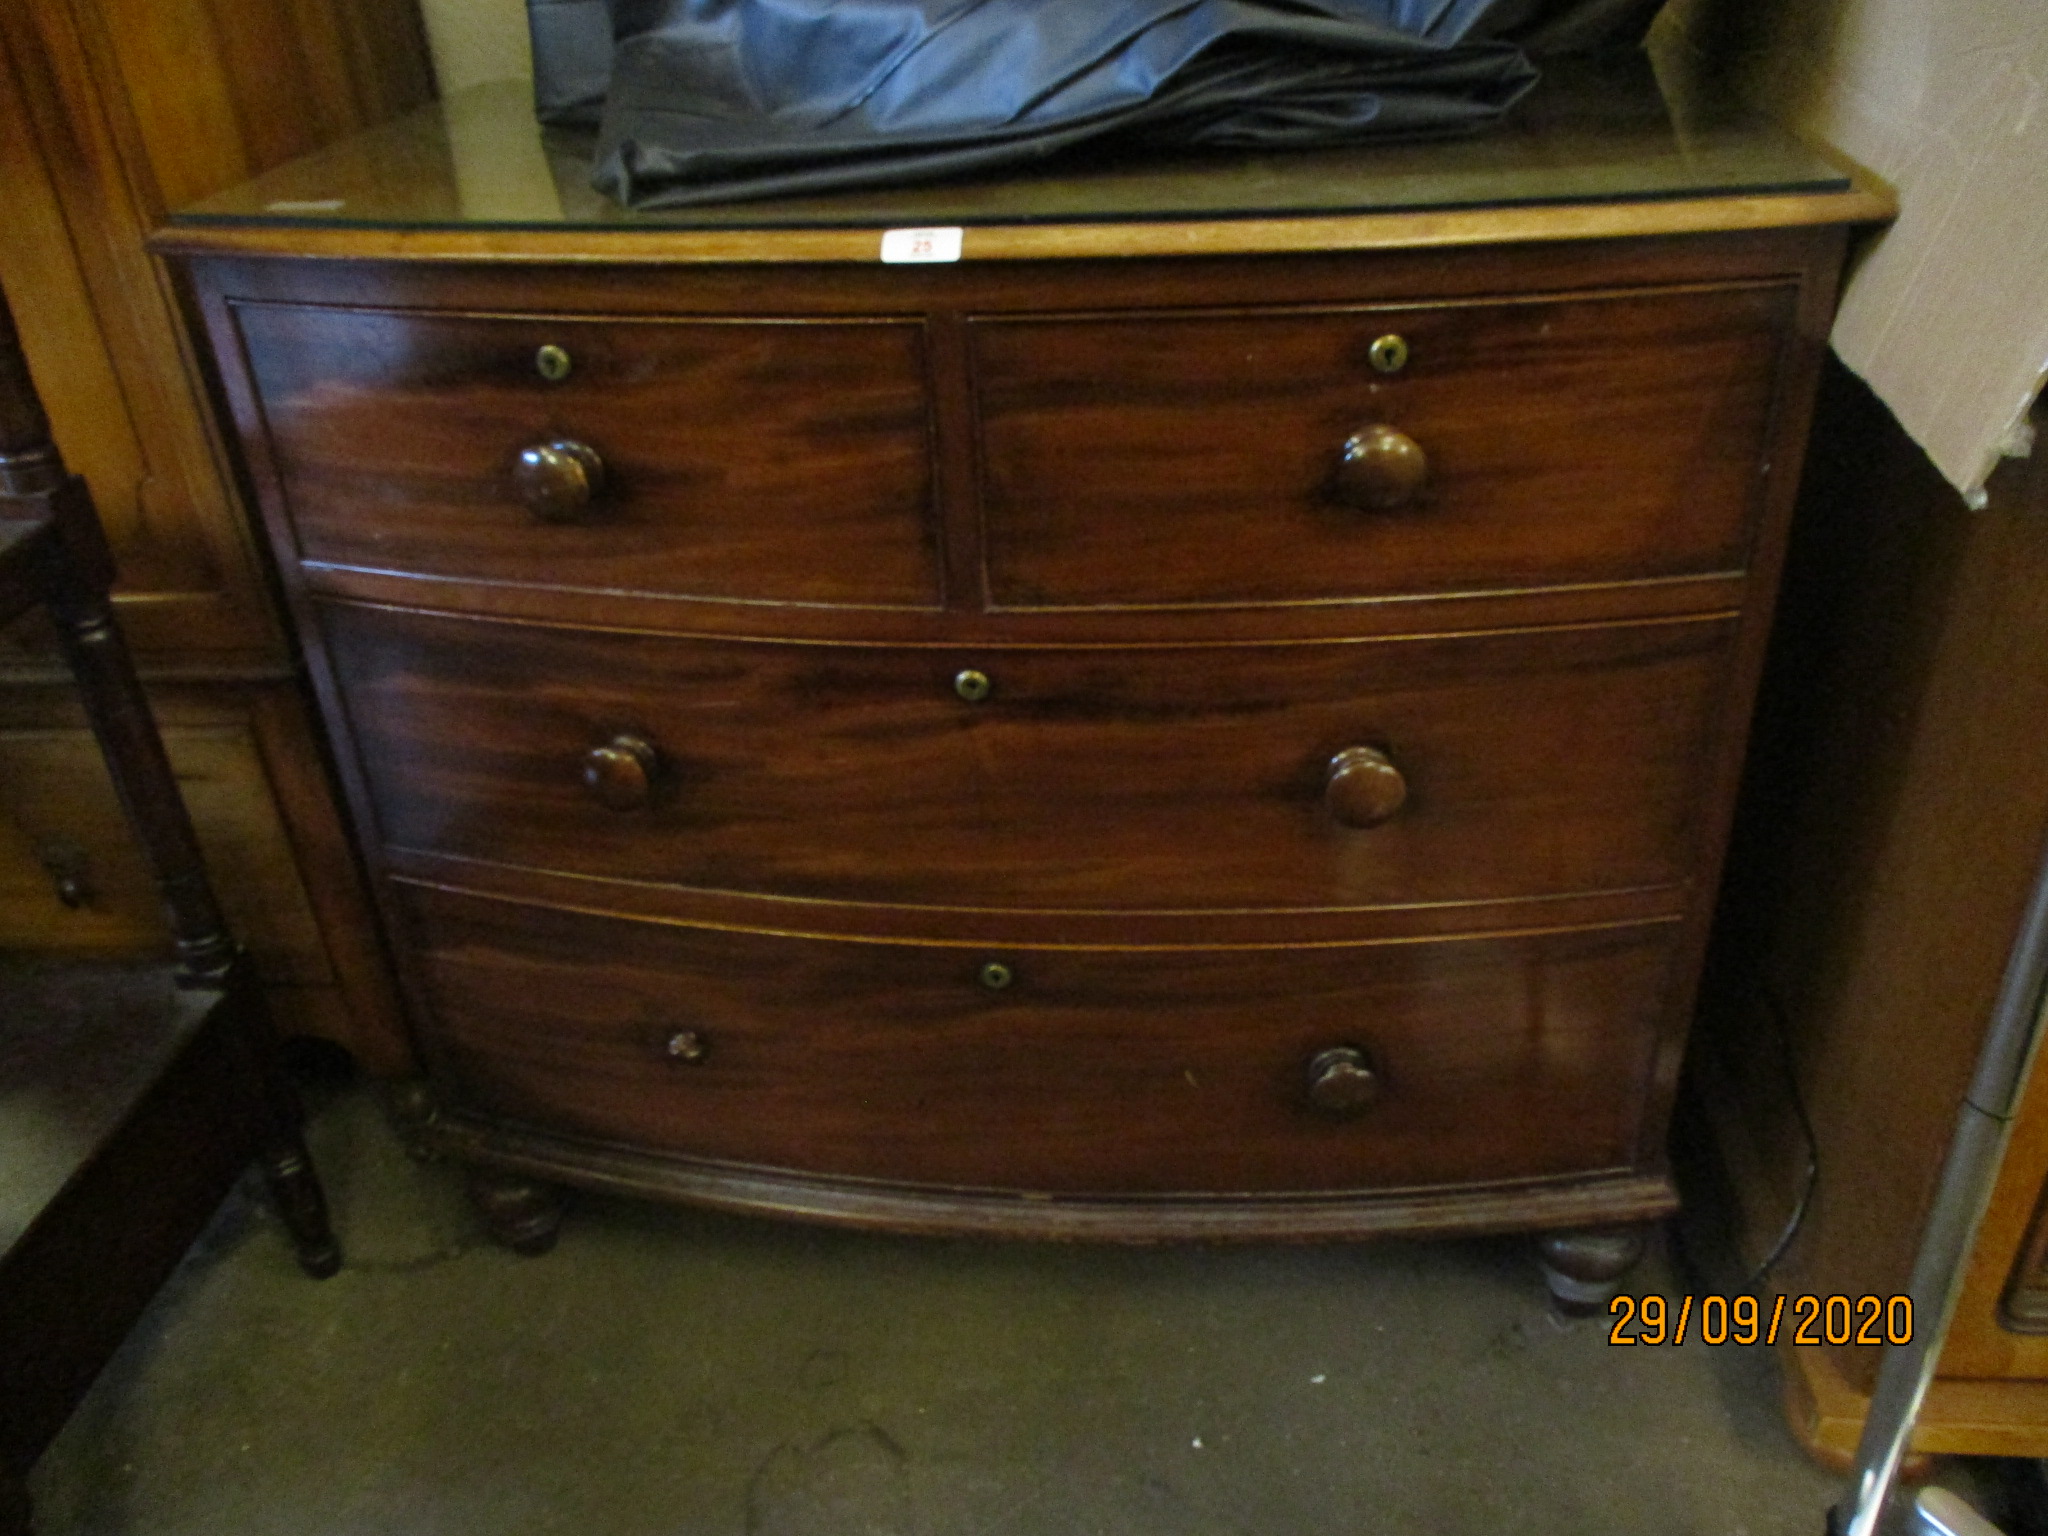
[{"x1": 1833, "y1": 830, "x2": 2048, "y2": 1535}]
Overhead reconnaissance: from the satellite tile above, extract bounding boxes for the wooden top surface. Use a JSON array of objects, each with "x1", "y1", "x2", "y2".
[
  {"x1": 0, "y1": 962, "x2": 215, "y2": 1261},
  {"x1": 155, "y1": 52, "x2": 1891, "y2": 265}
]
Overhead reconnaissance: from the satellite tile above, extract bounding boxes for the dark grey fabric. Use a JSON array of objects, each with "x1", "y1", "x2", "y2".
[
  {"x1": 551, "y1": 0, "x2": 1658, "y2": 208},
  {"x1": 529, "y1": 0, "x2": 615, "y2": 125}
]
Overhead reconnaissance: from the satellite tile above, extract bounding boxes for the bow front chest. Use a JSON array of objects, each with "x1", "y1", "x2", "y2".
[{"x1": 157, "y1": 73, "x2": 1885, "y2": 1298}]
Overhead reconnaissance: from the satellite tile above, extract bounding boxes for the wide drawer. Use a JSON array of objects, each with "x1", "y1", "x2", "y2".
[
  {"x1": 230, "y1": 303, "x2": 940, "y2": 606},
  {"x1": 326, "y1": 602, "x2": 1734, "y2": 911},
  {"x1": 971, "y1": 283, "x2": 1793, "y2": 608},
  {"x1": 397, "y1": 883, "x2": 1671, "y2": 1194}
]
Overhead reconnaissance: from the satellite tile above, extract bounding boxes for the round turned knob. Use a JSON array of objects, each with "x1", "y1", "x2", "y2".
[
  {"x1": 583, "y1": 733, "x2": 658, "y2": 811},
  {"x1": 1307, "y1": 1046, "x2": 1383, "y2": 1115},
  {"x1": 512, "y1": 439, "x2": 606, "y2": 522},
  {"x1": 1334, "y1": 424, "x2": 1428, "y2": 511},
  {"x1": 954, "y1": 669, "x2": 993, "y2": 703},
  {"x1": 977, "y1": 960, "x2": 1015, "y2": 992},
  {"x1": 1324, "y1": 746, "x2": 1408, "y2": 828}
]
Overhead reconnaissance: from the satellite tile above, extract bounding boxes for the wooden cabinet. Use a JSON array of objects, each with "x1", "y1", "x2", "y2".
[
  {"x1": 1692, "y1": 373, "x2": 2048, "y2": 1461},
  {"x1": 156, "y1": 67, "x2": 1883, "y2": 1281},
  {"x1": 0, "y1": 0, "x2": 430, "y2": 1071}
]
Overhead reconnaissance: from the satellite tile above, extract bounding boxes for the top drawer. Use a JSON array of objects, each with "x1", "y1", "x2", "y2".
[
  {"x1": 230, "y1": 304, "x2": 941, "y2": 607},
  {"x1": 971, "y1": 283, "x2": 1793, "y2": 609}
]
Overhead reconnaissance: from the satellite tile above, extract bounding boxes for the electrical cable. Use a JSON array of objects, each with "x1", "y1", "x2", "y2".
[{"x1": 1745, "y1": 979, "x2": 1822, "y2": 1291}]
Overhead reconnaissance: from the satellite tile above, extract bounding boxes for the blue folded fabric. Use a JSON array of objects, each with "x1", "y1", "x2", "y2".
[{"x1": 556, "y1": 0, "x2": 1649, "y2": 207}]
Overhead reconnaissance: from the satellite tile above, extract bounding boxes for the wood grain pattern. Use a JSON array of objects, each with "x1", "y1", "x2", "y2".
[
  {"x1": 0, "y1": 0, "x2": 430, "y2": 1073},
  {"x1": 0, "y1": 0, "x2": 430, "y2": 662},
  {"x1": 85, "y1": 0, "x2": 430, "y2": 213},
  {"x1": 0, "y1": 679, "x2": 413, "y2": 1072},
  {"x1": 176, "y1": 229, "x2": 1842, "y2": 322},
  {"x1": 323, "y1": 601, "x2": 1735, "y2": 913},
  {"x1": 973, "y1": 284, "x2": 1794, "y2": 607},
  {"x1": 1781, "y1": 1339, "x2": 2048, "y2": 1464},
  {"x1": 0, "y1": 5, "x2": 259, "y2": 655},
  {"x1": 397, "y1": 881, "x2": 1676, "y2": 1197},
  {"x1": 154, "y1": 189, "x2": 1892, "y2": 267},
  {"x1": 1, "y1": 276, "x2": 341, "y2": 1512},
  {"x1": 163, "y1": 165, "x2": 1855, "y2": 1246},
  {"x1": 0, "y1": 719, "x2": 328, "y2": 979},
  {"x1": 235, "y1": 303, "x2": 943, "y2": 608},
  {"x1": 1692, "y1": 372, "x2": 2048, "y2": 1454}
]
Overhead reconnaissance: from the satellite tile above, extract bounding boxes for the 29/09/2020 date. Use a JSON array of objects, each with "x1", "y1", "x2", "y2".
[{"x1": 1608, "y1": 1294, "x2": 1913, "y2": 1346}]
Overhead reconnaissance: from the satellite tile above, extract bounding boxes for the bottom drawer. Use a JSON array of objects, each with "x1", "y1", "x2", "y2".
[{"x1": 394, "y1": 883, "x2": 1677, "y2": 1197}]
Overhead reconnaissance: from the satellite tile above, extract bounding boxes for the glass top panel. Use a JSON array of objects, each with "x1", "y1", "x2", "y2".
[{"x1": 172, "y1": 51, "x2": 1846, "y2": 232}]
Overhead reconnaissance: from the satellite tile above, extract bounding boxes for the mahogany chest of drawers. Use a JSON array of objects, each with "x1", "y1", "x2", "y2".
[{"x1": 157, "y1": 72, "x2": 1885, "y2": 1300}]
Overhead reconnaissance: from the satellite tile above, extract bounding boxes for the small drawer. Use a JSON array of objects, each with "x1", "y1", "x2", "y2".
[
  {"x1": 231, "y1": 303, "x2": 940, "y2": 607},
  {"x1": 397, "y1": 883, "x2": 1671, "y2": 1194},
  {"x1": 970, "y1": 283, "x2": 1793, "y2": 608},
  {"x1": 325, "y1": 601, "x2": 1733, "y2": 911}
]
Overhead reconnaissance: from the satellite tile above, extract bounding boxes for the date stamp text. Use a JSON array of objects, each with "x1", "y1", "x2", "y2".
[{"x1": 1607, "y1": 1294, "x2": 1913, "y2": 1346}]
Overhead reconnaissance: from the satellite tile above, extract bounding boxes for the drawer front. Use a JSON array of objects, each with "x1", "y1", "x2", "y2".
[
  {"x1": 327, "y1": 602, "x2": 1733, "y2": 911},
  {"x1": 972, "y1": 283, "x2": 1793, "y2": 607},
  {"x1": 231, "y1": 303, "x2": 940, "y2": 606},
  {"x1": 398, "y1": 884, "x2": 1670, "y2": 1193},
  {"x1": 0, "y1": 722, "x2": 328, "y2": 984}
]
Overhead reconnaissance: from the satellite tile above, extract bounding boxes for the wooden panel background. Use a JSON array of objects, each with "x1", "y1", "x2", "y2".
[
  {"x1": 1691, "y1": 368, "x2": 2048, "y2": 1461},
  {"x1": 0, "y1": 0, "x2": 430, "y2": 1071},
  {"x1": 0, "y1": 0, "x2": 432, "y2": 666}
]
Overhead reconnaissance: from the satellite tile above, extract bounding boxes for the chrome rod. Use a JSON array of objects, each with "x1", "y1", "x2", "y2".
[
  {"x1": 1912, "y1": 1486, "x2": 2006, "y2": 1536},
  {"x1": 1836, "y1": 831, "x2": 2048, "y2": 1535}
]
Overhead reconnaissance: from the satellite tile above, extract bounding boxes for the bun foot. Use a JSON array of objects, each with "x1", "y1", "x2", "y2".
[
  {"x1": 1538, "y1": 1224, "x2": 1649, "y2": 1315},
  {"x1": 382, "y1": 1078, "x2": 444, "y2": 1163},
  {"x1": 467, "y1": 1170, "x2": 568, "y2": 1256}
]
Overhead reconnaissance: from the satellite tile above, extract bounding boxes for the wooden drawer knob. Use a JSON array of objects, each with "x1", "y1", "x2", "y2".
[
  {"x1": 583, "y1": 732, "x2": 658, "y2": 811},
  {"x1": 513, "y1": 439, "x2": 606, "y2": 522},
  {"x1": 1334, "y1": 424, "x2": 1428, "y2": 510},
  {"x1": 1307, "y1": 1046, "x2": 1382, "y2": 1115},
  {"x1": 1324, "y1": 746, "x2": 1407, "y2": 827}
]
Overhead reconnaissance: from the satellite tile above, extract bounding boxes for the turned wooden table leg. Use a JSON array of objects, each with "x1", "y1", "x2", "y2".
[
  {"x1": 467, "y1": 1170, "x2": 569, "y2": 1256},
  {"x1": 11, "y1": 294, "x2": 345, "y2": 1285},
  {"x1": 218, "y1": 967, "x2": 342, "y2": 1279},
  {"x1": 1538, "y1": 1224, "x2": 1650, "y2": 1315},
  {"x1": 257, "y1": 1139, "x2": 343, "y2": 1279}
]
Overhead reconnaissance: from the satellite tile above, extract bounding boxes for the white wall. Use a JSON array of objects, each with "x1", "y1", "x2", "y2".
[
  {"x1": 418, "y1": 0, "x2": 533, "y2": 92},
  {"x1": 1657, "y1": 0, "x2": 2047, "y2": 499}
]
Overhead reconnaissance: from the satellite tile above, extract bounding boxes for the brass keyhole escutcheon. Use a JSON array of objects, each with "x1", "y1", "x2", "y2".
[
  {"x1": 1368, "y1": 333, "x2": 1410, "y2": 374},
  {"x1": 664, "y1": 1028, "x2": 710, "y2": 1065},
  {"x1": 535, "y1": 343, "x2": 573, "y2": 382},
  {"x1": 978, "y1": 960, "x2": 1015, "y2": 991},
  {"x1": 954, "y1": 669, "x2": 993, "y2": 703}
]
